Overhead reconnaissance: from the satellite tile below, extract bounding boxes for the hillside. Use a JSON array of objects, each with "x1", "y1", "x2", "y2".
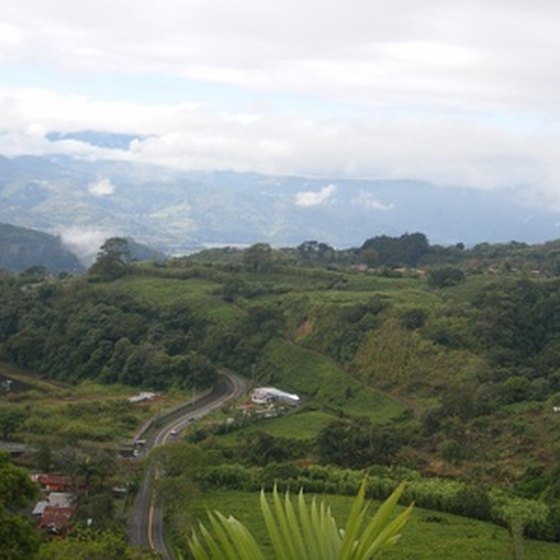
[
  {"x1": 0, "y1": 222, "x2": 83, "y2": 273},
  {"x1": 2, "y1": 249, "x2": 560, "y2": 554}
]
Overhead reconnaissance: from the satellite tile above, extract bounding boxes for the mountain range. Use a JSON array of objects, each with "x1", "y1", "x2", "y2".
[{"x1": 1, "y1": 150, "x2": 560, "y2": 259}]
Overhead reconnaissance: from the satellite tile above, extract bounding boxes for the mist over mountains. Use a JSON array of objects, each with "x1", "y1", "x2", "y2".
[{"x1": 1, "y1": 148, "x2": 560, "y2": 259}]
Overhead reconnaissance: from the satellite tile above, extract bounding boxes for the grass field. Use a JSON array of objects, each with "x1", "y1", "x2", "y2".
[
  {"x1": 220, "y1": 409, "x2": 336, "y2": 441},
  {"x1": 0, "y1": 362, "x2": 189, "y2": 445},
  {"x1": 260, "y1": 338, "x2": 405, "y2": 423},
  {"x1": 106, "y1": 275, "x2": 246, "y2": 326},
  {"x1": 189, "y1": 489, "x2": 560, "y2": 560}
]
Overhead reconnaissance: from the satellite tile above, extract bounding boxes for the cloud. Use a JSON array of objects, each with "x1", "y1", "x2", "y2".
[
  {"x1": 3, "y1": 1, "x2": 560, "y2": 205},
  {"x1": 59, "y1": 227, "x2": 115, "y2": 264},
  {"x1": 295, "y1": 184, "x2": 338, "y2": 207},
  {"x1": 88, "y1": 178, "x2": 115, "y2": 196},
  {"x1": 353, "y1": 192, "x2": 394, "y2": 211},
  {"x1": 3, "y1": 1, "x2": 560, "y2": 115}
]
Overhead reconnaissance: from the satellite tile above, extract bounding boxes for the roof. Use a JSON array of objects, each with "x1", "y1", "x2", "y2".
[
  {"x1": 128, "y1": 391, "x2": 157, "y2": 403},
  {"x1": 251, "y1": 387, "x2": 300, "y2": 402},
  {"x1": 38, "y1": 506, "x2": 74, "y2": 531},
  {"x1": 34, "y1": 474, "x2": 73, "y2": 489},
  {"x1": 32, "y1": 500, "x2": 48, "y2": 516},
  {"x1": 48, "y1": 492, "x2": 74, "y2": 508}
]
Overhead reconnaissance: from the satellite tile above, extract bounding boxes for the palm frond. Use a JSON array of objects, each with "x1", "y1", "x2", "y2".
[{"x1": 189, "y1": 480, "x2": 412, "y2": 560}]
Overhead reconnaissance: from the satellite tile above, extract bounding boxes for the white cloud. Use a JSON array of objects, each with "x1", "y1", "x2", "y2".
[
  {"x1": 295, "y1": 184, "x2": 338, "y2": 207},
  {"x1": 353, "y1": 192, "x2": 394, "y2": 211},
  {"x1": 3, "y1": 2, "x2": 560, "y2": 205},
  {"x1": 88, "y1": 178, "x2": 115, "y2": 196},
  {"x1": 59, "y1": 227, "x2": 115, "y2": 264},
  {"x1": 2, "y1": 1, "x2": 560, "y2": 114}
]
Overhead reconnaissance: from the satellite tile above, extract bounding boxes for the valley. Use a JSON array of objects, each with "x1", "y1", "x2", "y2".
[{"x1": 2, "y1": 242, "x2": 560, "y2": 557}]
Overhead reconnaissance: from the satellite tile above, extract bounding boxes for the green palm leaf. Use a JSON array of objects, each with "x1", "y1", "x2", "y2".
[{"x1": 189, "y1": 480, "x2": 412, "y2": 560}]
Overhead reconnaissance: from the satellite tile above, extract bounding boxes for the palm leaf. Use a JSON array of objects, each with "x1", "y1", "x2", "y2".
[{"x1": 189, "y1": 479, "x2": 412, "y2": 560}]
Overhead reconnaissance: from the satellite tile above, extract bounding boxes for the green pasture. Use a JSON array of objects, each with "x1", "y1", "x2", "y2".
[
  {"x1": 105, "y1": 275, "x2": 246, "y2": 325},
  {"x1": 222, "y1": 410, "x2": 335, "y2": 441},
  {"x1": 260, "y1": 338, "x2": 404, "y2": 423},
  {"x1": 0, "y1": 367, "x2": 188, "y2": 445},
  {"x1": 189, "y1": 490, "x2": 560, "y2": 560}
]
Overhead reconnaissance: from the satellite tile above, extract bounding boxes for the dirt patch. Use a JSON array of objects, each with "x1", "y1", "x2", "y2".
[{"x1": 295, "y1": 318, "x2": 313, "y2": 337}]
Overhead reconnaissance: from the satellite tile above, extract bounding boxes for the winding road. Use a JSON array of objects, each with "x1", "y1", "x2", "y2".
[{"x1": 127, "y1": 371, "x2": 247, "y2": 559}]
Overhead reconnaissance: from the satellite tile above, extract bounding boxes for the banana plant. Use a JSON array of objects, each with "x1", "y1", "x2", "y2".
[{"x1": 189, "y1": 480, "x2": 412, "y2": 559}]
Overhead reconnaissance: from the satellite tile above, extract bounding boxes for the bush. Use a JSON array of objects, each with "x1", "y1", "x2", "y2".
[{"x1": 427, "y1": 266, "x2": 465, "y2": 288}]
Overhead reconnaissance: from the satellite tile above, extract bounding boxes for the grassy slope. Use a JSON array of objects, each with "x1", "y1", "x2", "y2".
[
  {"x1": 261, "y1": 338, "x2": 404, "y2": 423},
  {"x1": 0, "y1": 361, "x2": 187, "y2": 445},
  {"x1": 100, "y1": 270, "x2": 559, "y2": 481},
  {"x1": 190, "y1": 490, "x2": 560, "y2": 560},
  {"x1": 106, "y1": 275, "x2": 246, "y2": 326},
  {"x1": 218, "y1": 410, "x2": 335, "y2": 441}
]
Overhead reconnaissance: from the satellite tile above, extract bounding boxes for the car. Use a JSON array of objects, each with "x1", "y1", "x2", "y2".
[{"x1": 170, "y1": 429, "x2": 178, "y2": 436}]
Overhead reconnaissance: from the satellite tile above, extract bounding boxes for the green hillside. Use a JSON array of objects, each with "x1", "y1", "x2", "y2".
[
  {"x1": 0, "y1": 222, "x2": 83, "y2": 273},
  {"x1": 2, "y1": 244, "x2": 560, "y2": 554}
]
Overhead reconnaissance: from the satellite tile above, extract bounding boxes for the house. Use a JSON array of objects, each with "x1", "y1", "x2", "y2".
[
  {"x1": 33, "y1": 474, "x2": 74, "y2": 492},
  {"x1": 38, "y1": 506, "x2": 75, "y2": 534}
]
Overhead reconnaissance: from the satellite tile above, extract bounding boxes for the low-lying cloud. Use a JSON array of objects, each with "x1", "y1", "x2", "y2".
[
  {"x1": 353, "y1": 191, "x2": 395, "y2": 211},
  {"x1": 295, "y1": 184, "x2": 337, "y2": 207},
  {"x1": 59, "y1": 227, "x2": 115, "y2": 264},
  {"x1": 88, "y1": 178, "x2": 115, "y2": 197}
]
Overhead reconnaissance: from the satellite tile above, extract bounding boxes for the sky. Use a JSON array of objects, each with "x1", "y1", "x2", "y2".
[{"x1": 2, "y1": 1, "x2": 560, "y2": 202}]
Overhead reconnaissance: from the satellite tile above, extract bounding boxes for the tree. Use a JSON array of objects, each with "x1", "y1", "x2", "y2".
[
  {"x1": 316, "y1": 419, "x2": 400, "y2": 468},
  {"x1": 426, "y1": 266, "x2": 465, "y2": 288},
  {"x1": 190, "y1": 480, "x2": 412, "y2": 560},
  {"x1": 0, "y1": 453, "x2": 40, "y2": 560},
  {"x1": 361, "y1": 232, "x2": 429, "y2": 267},
  {"x1": 297, "y1": 241, "x2": 336, "y2": 266},
  {"x1": 0, "y1": 408, "x2": 27, "y2": 440},
  {"x1": 243, "y1": 243, "x2": 273, "y2": 274},
  {"x1": 36, "y1": 527, "x2": 155, "y2": 560},
  {"x1": 89, "y1": 237, "x2": 131, "y2": 280}
]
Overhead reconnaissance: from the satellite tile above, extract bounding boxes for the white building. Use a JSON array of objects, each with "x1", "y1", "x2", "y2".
[
  {"x1": 250, "y1": 387, "x2": 300, "y2": 406},
  {"x1": 128, "y1": 391, "x2": 157, "y2": 404}
]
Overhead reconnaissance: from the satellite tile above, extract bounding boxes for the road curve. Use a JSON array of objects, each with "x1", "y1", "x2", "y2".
[{"x1": 127, "y1": 371, "x2": 247, "y2": 559}]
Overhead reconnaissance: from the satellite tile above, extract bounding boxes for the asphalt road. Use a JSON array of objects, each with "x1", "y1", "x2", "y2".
[{"x1": 127, "y1": 371, "x2": 247, "y2": 559}]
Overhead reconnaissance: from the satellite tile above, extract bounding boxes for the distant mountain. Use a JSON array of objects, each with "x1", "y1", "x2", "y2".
[
  {"x1": 1, "y1": 154, "x2": 560, "y2": 253},
  {"x1": 126, "y1": 238, "x2": 166, "y2": 262},
  {"x1": 0, "y1": 223, "x2": 83, "y2": 273}
]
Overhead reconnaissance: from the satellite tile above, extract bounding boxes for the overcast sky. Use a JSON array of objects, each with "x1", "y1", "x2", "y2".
[{"x1": 2, "y1": 1, "x2": 560, "y2": 201}]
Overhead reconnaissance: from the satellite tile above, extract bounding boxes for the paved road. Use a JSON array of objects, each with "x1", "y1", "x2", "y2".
[{"x1": 127, "y1": 371, "x2": 247, "y2": 559}]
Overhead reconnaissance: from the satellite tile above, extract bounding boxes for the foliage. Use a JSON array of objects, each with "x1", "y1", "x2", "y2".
[
  {"x1": 316, "y1": 419, "x2": 402, "y2": 468},
  {"x1": 190, "y1": 480, "x2": 412, "y2": 560},
  {"x1": 0, "y1": 280, "x2": 218, "y2": 390},
  {"x1": 0, "y1": 453, "x2": 40, "y2": 560},
  {"x1": 88, "y1": 237, "x2": 131, "y2": 281},
  {"x1": 191, "y1": 489, "x2": 560, "y2": 560},
  {"x1": 361, "y1": 233, "x2": 429, "y2": 268},
  {"x1": 426, "y1": 266, "x2": 466, "y2": 288},
  {"x1": 36, "y1": 528, "x2": 154, "y2": 560},
  {"x1": 243, "y1": 243, "x2": 273, "y2": 274}
]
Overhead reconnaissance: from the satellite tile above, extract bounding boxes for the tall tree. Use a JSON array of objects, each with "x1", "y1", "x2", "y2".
[{"x1": 89, "y1": 237, "x2": 131, "y2": 280}]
